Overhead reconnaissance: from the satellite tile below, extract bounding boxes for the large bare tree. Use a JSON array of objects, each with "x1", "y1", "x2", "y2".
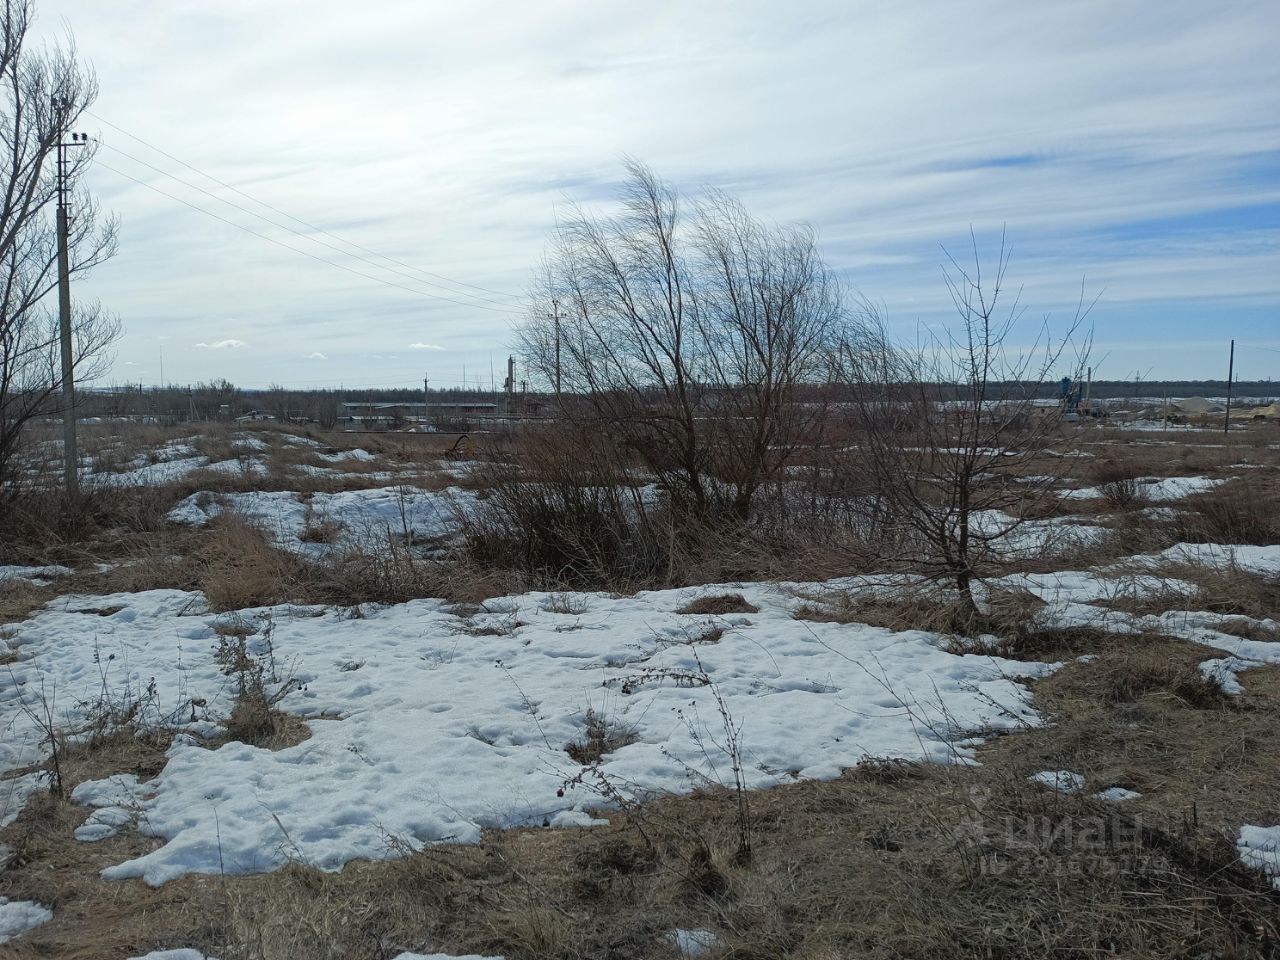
[
  {"x1": 0, "y1": 0, "x2": 118, "y2": 496},
  {"x1": 519, "y1": 160, "x2": 844, "y2": 525}
]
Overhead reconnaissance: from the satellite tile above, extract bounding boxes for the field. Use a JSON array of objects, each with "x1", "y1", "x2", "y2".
[{"x1": 2, "y1": 417, "x2": 1279, "y2": 959}]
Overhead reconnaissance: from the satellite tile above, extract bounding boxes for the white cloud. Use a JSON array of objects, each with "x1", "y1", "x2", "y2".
[
  {"x1": 57, "y1": 0, "x2": 1277, "y2": 383},
  {"x1": 195, "y1": 339, "x2": 247, "y2": 349},
  {"x1": 408, "y1": 343, "x2": 445, "y2": 351},
  {"x1": 304, "y1": 351, "x2": 327, "y2": 360}
]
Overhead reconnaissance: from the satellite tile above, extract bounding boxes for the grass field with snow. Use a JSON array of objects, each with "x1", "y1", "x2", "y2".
[{"x1": 2, "y1": 420, "x2": 1279, "y2": 958}]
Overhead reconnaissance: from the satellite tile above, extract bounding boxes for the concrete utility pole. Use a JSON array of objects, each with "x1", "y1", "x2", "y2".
[
  {"x1": 54, "y1": 98, "x2": 89, "y2": 496},
  {"x1": 423, "y1": 373, "x2": 429, "y2": 425},
  {"x1": 504, "y1": 355, "x2": 515, "y2": 416}
]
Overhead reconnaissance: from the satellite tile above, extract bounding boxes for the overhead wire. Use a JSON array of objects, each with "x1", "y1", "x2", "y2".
[
  {"x1": 92, "y1": 157, "x2": 522, "y2": 315},
  {"x1": 96, "y1": 140, "x2": 520, "y2": 311},
  {"x1": 86, "y1": 110, "x2": 524, "y2": 303}
]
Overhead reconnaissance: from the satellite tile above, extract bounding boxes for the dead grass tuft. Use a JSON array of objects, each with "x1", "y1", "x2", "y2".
[
  {"x1": 298, "y1": 517, "x2": 343, "y2": 545},
  {"x1": 194, "y1": 515, "x2": 308, "y2": 612},
  {"x1": 1087, "y1": 457, "x2": 1147, "y2": 508},
  {"x1": 565, "y1": 707, "x2": 640, "y2": 765},
  {"x1": 1092, "y1": 648, "x2": 1229, "y2": 708},
  {"x1": 1176, "y1": 475, "x2": 1280, "y2": 546},
  {"x1": 677, "y1": 592, "x2": 759, "y2": 616}
]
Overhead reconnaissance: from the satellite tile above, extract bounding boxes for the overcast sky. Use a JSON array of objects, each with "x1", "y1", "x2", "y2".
[{"x1": 38, "y1": 0, "x2": 1280, "y2": 388}]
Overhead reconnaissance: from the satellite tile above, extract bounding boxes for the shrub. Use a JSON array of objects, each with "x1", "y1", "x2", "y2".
[
  {"x1": 1087, "y1": 459, "x2": 1145, "y2": 509},
  {"x1": 565, "y1": 708, "x2": 639, "y2": 765}
]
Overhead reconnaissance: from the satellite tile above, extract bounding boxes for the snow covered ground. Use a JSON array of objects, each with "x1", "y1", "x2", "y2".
[
  {"x1": 1058, "y1": 475, "x2": 1226, "y2": 502},
  {"x1": 970, "y1": 510, "x2": 1105, "y2": 558},
  {"x1": 1, "y1": 582, "x2": 1052, "y2": 885},
  {"x1": 0, "y1": 564, "x2": 71, "y2": 586},
  {"x1": 167, "y1": 485, "x2": 477, "y2": 556},
  {"x1": 0, "y1": 896, "x2": 52, "y2": 944},
  {"x1": 1238, "y1": 825, "x2": 1280, "y2": 890},
  {"x1": 3, "y1": 555, "x2": 1277, "y2": 889}
]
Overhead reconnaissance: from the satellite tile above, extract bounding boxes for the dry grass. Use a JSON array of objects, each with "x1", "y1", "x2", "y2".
[
  {"x1": 1176, "y1": 475, "x2": 1280, "y2": 546},
  {"x1": 194, "y1": 516, "x2": 310, "y2": 612},
  {"x1": 565, "y1": 707, "x2": 641, "y2": 765},
  {"x1": 788, "y1": 582, "x2": 1090, "y2": 660},
  {"x1": 9, "y1": 700, "x2": 1279, "y2": 959},
  {"x1": 0, "y1": 580, "x2": 52, "y2": 627},
  {"x1": 1124, "y1": 561, "x2": 1280, "y2": 623},
  {"x1": 1092, "y1": 647, "x2": 1229, "y2": 708},
  {"x1": 4, "y1": 423, "x2": 1280, "y2": 957},
  {"x1": 677, "y1": 592, "x2": 759, "y2": 615}
]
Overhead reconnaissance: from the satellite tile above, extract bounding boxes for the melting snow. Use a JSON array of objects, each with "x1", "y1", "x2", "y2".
[
  {"x1": 1238, "y1": 825, "x2": 1280, "y2": 890},
  {"x1": 167, "y1": 486, "x2": 475, "y2": 556},
  {"x1": 1029, "y1": 770, "x2": 1085, "y2": 793},
  {"x1": 0, "y1": 564, "x2": 72, "y2": 586},
  {"x1": 0, "y1": 897, "x2": 52, "y2": 944},
  {"x1": 1059, "y1": 476, "x2": 1225, "y2": 502},
  {"x1": 1094, "y1": 787, "x2": 1141, "y2": 802},
  {"x1": 669, "y1": 929, "x2": 719, "y2": 956},
  {"x1": 2, "y1": 584, "x2": 1051, "y2": 885},
  {"x1": 0, "y1": 771, "x2": 50, "y2": 827}
]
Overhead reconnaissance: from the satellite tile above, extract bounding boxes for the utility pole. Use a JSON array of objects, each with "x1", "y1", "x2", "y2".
[
  {"x1": 549, "y1": 298, "x2": 563, "y2": 400},
  {"x1": 54, "y1": 98, "x2": 88, "y2": 496},
  {"x1": 504, "y1": 355, "x2": 515, "y2": 417},
  {"x1": 1224, "y1": 339, "x2": 1235, "y2": 435},
  {"x1": 423, "y1": 373, "x2": 429, "y2": 426}
]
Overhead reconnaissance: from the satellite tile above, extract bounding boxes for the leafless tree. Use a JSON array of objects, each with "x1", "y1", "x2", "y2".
[
  {"x1": 519, "y1": 159, "x2": 845, "y2": 525},
  {"x1": 0, "y1": 0, "x2": 118, "y2": 496},
  {"x1": 836, "y1": 235, "x2": 1094, "y2": 615}
]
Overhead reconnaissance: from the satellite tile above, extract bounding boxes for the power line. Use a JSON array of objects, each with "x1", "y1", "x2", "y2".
[
  {"x1": 98, "y1": 140, "x2": 520, "y2": 312},
  {"x1": 93, "y1": 158, "x2": 521, "y2": 314},
  {"x1": 87, "y1": 110, "x2": 524, "y2": 303}
]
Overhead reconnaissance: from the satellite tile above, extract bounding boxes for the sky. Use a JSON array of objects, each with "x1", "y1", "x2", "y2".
[{"x1": 35, "y1": 0, "x2": 1280, "y2": 388}]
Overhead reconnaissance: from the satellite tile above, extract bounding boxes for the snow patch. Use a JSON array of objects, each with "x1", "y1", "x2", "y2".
[
  {"x1": 669, "y1": 928, "x2": 719, "y2": 956},
  {"x1": 1094, "y1": 787, "x2": 1141, "y2": 802},
  {"x1": 1238, "y1": 825, "x2": 1280, "y2": 890},
  {"x1": 2, "y1": 584, "x2": 1051, "y2": 885},
  {"x1": 167, "y1": 486, "x2": 475, "y2": 556},
  {"x1": 0, "y1": 564, "x2": 72, "y2": 585},
  {"x1": 1, "y1": 771, "x2": 50, "y2": 827},
  {"x1": 0, "y1": 897, "x2": 52, "y2": 944},
  {"x1": 1029, "y1": 770, "x2": 1085, "y2": 794}
]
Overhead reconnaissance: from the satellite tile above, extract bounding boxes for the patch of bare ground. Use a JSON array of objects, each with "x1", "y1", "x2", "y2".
[
  {"x1": 787, "y1": 583, "x2": 1113, "y2": 659},
  {"x1": 677, "y1": 592, "x2": 759, "y2": 616},
  {"x1": 0, "y1": 580, "x2": 53, "y2": 627},
  {"x1": 981, "y1": 637, "x2": 1280, "y2": 857}
]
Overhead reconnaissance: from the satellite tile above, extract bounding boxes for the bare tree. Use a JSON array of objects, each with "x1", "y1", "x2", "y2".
[
  {"x1": 836, "y1": 235, "x2": 1094, "y2": 616},
  {"x1": 0, "y1": 0, "x2": 118, "y2": 496},
  {"x1": 519, "y1": 160, "x2": 845, "y2": 525}
]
